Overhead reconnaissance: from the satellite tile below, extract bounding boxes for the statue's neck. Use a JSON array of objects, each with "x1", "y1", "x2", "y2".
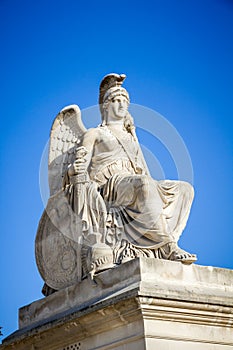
[
  {"x1": 106, "y1": 121, "x2": 124, "y2": 125},
  {"x1": 106, "y1": 121, "x2": 125, "y2": 130}
]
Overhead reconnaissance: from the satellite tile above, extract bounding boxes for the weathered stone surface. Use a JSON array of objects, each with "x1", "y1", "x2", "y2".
[
  {"x1": 1, "y1": 258, "x2": 233, "y2": 349},
  {"x1": 36, "y1": 73, "x2": 197, "y2": 295}
]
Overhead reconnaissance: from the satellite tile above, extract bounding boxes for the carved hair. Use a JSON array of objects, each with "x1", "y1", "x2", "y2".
[
  {"x1": 124, "y1": 112, "x2": 136, "y2": 140},
  {"x1": 103, "y1": 87, "x2": 129, "y2": 105}
]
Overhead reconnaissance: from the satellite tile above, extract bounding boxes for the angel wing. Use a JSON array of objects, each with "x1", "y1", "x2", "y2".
[{"x1": 48, "y1": 104, "x2": 87, "y2": 196}]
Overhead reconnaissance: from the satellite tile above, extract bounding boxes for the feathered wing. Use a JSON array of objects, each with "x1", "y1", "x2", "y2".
[{"x1": 48, "y1": 104, "x2": 87, "y2": 196}]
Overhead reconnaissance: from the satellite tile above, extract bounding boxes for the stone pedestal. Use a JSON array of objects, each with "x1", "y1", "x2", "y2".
[{"x1": 1, "y1": 258, "x2": 233, "y2": 349}]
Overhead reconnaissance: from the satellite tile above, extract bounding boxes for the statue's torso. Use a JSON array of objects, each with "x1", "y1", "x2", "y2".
[{"x1": 89, "y1": 126, "x2": 139, "y2": 185}]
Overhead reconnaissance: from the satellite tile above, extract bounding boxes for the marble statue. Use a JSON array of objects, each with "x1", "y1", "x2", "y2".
[{"x1": 36, "y1": 73, "x2": 196, "y2": 296}]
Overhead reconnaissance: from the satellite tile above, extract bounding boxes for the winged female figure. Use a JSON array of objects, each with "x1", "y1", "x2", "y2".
[{"x1": 36, "y1": 73, "x2": 196, "y2": 295}]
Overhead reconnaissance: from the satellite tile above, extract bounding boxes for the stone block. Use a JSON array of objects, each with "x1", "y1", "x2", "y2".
[{"x1": 1, "y1": 258, "x2": 233, "y2": 349}]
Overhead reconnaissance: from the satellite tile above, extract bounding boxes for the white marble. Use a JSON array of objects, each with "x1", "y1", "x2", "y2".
[
  {"x1": 1, "y1": 259, "x2": 233, "y2": 349},
  {"x1": 36, "y1": 74, "x2": 196, "y2": 294}
]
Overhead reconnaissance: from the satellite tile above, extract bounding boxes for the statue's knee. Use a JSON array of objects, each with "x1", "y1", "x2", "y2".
[
  {"x1": 180, "y1": 181, "x2": 194, "y2": 199},
  {"x1": 135, "y1": 175, "x2": 150, "y2": 197}
]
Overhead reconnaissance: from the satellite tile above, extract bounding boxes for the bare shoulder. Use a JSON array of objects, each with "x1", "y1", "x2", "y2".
[
  {"x1": 81, "y1": 127, "x2": 101, "y2": 149},
  {"x1": 83, "y1": 127, "x2": 101, "y2": 140}
]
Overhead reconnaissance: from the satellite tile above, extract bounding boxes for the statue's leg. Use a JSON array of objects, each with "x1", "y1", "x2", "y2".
[
  {"x1": 113, "y1": 177, "x2": 197, "y2": 264},
  {"x1": 157, "y1": 180, "x2": 194, "y2": 241},
  {"x1": 103, "y1": 175, "x2": 196, "y2": 264},
  {"x1": 157, "y1": 180, "x2": 196, "y2": 264},
  {"x1": 104, "y1": 175, "x2": 173, "y2": 247}
]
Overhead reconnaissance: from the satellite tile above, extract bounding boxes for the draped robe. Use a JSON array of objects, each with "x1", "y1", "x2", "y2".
[{"x1": 65, "y1": 125, "x2": 194, "y2": 250}]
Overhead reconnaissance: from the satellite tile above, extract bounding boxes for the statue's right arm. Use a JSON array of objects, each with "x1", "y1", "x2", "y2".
[{"x1": 68, "y1": 128, "x2": 99, "y2": 177}]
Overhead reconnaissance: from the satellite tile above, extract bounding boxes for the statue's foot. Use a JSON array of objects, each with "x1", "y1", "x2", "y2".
[
  {"x1": 85, "y1": 243, "x2": 115, "y2": 279},
  {"x1": 169, "y1": 245, "x2": 197, "y2": 265}
]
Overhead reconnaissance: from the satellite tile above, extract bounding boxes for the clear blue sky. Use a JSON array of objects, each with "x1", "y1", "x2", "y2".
[{"x1": 1, "y1": 0, "x2": 233, "y2": 340}]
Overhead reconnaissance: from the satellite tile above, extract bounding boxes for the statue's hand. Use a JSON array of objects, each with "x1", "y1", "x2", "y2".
[
  {"x1": 68, "y1": 158, "x2": 87, "y2": 176},
  {"x1": 68, "y1": 146, "x2": 89, "y2": 176}
]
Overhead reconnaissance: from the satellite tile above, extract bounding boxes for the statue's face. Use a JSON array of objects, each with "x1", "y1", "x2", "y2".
[{"x1": 107, "y1": 95, "x2": 128, "y2": 121}]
